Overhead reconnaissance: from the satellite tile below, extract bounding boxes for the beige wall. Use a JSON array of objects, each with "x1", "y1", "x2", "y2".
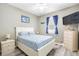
[
  {"x1": 0, "y1": 3, "x2": 79, "y2": 41},
  {"x1": 0, "y1": 3, "x2": 39, "y2": 40},
  {"x1": 39, "y1": 4, "x2": 79, "y2": 40}
]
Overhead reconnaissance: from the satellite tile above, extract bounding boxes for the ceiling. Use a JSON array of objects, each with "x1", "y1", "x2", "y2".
[{"x1": 9, "y1": 3, "x2": 77, "y2": 16}]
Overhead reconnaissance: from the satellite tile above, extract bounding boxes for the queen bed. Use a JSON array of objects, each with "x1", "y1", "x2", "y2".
[{"x1": 16, "y1": 27, "x2": 56, "y2": 56}]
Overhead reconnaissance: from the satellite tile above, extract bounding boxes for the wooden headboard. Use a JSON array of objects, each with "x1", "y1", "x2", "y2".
[{"x1": 15, "y1": 27, "x2": 34, "y2": 39}]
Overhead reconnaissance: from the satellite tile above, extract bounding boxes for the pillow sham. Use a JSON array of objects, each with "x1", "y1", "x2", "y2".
[
  {"x1": 18, "y1": 32, "x2": 35, "y2": 36},
  {"x1": 18, "y1": 32, "x2": 28, "y2": 36}
]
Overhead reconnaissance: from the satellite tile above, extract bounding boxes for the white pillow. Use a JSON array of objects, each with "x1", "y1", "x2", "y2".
[{"x1": 18, "y1": 32, "x2": 28, "y2": 36}]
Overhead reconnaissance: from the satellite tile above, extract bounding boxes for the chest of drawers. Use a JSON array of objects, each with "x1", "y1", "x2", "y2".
[
  {"x1": 64, "y1": 30, "x2": 78, "y2": 51},
  {"x1": 1, "y1": 39, "x2": 15, "y2": 55}
]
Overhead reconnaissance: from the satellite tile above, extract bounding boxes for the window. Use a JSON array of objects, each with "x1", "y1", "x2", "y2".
[{"x1": 48, "y1": 17, "x2": 55, "y2": 34}]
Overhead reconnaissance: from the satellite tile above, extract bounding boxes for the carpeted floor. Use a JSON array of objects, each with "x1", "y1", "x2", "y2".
[{"x1": 0, "y1": 45, "x2": 79, "y2": 56}]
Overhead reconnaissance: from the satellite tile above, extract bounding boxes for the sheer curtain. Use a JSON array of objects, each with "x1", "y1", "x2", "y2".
[
  {"x1": 46, "y1": 15, "x2": 58, "y2": 35},
  {"x1": 48, "y1": 16, "x2": 55, "y2": 34}
]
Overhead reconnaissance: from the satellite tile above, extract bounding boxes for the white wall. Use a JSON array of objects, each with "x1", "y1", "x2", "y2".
[
  {"x1": 39, "y1": 4, "x2": 79, "y2": 40},
  {"x1": 0, "y1": 3, "x2": 39, "y2": 40},
  {"x1": 0, "y1": 3, "x2": 79, "y2": 41}
]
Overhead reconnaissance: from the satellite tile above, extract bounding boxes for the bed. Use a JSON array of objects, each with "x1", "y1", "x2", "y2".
[{"x1": 16, "y1": 27, "x2": 56, "y2": 56}]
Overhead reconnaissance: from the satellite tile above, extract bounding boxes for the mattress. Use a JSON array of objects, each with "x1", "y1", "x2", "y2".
[{"x1": 17, "y1": 34, "x2": 54, "y2": 51}]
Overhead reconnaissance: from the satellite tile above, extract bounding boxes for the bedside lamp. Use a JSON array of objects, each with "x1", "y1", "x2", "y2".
[{"x1": 5, "y1": 34, "x2": 11, "y2": 39}]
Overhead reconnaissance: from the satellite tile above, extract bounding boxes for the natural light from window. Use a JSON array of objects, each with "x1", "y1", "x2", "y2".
[{"x1": 48, "y1": 17, "x2": 55, "y2": 34}]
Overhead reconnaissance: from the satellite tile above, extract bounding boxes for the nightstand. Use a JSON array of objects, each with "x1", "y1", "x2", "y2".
[{"x1": 0, "y1": 39, "x2": 15, "y2": 56}]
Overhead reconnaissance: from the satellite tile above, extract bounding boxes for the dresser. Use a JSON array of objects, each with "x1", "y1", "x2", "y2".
[
  {"x1": 64, "y1": 30, "x2": 78, "y2": 51},
  {"x1": 0, "y1": 39, "x2": 15, "y2": 56}
]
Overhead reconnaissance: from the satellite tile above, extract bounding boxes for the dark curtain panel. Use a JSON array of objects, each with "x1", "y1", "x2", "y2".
[
  {"x1": 53, "y1": 15, "x2": 58, "y2": 34},
  {"x1": 46, "y1": 17, "x2": 50, "y2": 33}
]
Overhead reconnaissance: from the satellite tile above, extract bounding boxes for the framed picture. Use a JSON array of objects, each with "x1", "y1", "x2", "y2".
[{"x1": 21, "y1": 15, "x2": 30, "y2": 23}]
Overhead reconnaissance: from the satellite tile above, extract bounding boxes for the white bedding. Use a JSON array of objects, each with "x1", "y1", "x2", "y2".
[{"x1": 17, "y1": 34, "x2": 54, "y2": 51}]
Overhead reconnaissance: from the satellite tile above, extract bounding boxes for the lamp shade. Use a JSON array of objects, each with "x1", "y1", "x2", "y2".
[{"x1": 5, "y1": 34, "x2": 11, "y2": 39}]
